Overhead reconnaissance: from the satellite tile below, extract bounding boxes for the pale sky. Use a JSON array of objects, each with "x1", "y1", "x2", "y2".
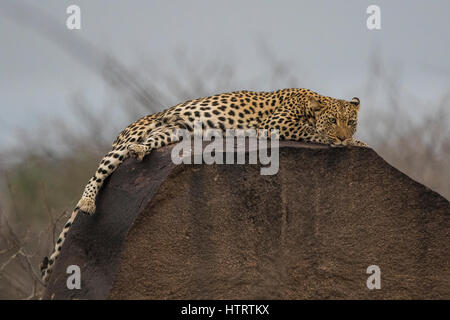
[{"x1": 0, "y1": 0, "x2": 449, "y2": 149}]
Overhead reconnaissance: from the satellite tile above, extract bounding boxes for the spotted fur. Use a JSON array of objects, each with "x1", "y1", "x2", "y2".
[{"x1": 40, "y1": 88, "x2": 367, "y2": 282}]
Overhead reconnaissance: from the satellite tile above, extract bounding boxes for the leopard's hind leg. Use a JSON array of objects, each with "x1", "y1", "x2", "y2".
[
  {"x1": 77, "y1": 145, "x2": 130, "y2": 214},
  {"x1": 77, "y1": 120, "x2": 178, "y2": 213}
]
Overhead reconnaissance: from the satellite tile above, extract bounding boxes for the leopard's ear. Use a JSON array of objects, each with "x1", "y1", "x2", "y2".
[
  {"x1": 308, "y1": 96, "x2": 325, "y2": 112},
  {"x1": 350, "y1": 97, "x2": 360, "y2": 110}
]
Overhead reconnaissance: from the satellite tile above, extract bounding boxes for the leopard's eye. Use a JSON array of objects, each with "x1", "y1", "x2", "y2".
[
  {"x1": 329, "y1": 118, "x2": 336, "y2": 124},
  {"x1": 348, "y1": 119, "x2": 356, "y2": 126}
]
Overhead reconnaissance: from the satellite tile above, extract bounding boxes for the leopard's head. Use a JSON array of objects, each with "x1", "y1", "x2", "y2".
[{"x1": 308, "y1": 96, "x2": 361, "y2": 145}]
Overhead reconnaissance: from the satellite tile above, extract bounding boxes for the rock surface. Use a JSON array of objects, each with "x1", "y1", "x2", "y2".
[{"x1": 43, "y1": 141, "x2": 450, "y2": 299}]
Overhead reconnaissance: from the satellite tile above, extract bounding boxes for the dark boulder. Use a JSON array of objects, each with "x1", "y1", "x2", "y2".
[{"x1": 43, "y1": 141, "x2": 450, "y2": 299}]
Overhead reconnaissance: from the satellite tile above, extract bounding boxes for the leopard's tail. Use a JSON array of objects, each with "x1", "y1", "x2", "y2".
[{"x1": 40, "y1": 207, "x2": 80, "y2": 283}]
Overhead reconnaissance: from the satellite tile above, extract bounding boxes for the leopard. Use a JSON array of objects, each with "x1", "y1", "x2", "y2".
[{"x1": 40, "y1": 88, "x2": 367, "y2": 282}]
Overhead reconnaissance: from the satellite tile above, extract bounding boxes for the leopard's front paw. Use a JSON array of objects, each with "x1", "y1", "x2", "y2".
[
  {"x1": 127, "y1": 143, "x2": 148, "y2": 161},
  {"x1": 349, "y1": 139, "x2": 369, "y2": 147},
  {"x1": 330, "y1": 143, "x2": 345, "y2": 148},
  {"x1": 77, "y1": 196, "x2": 96, "y2": 215}
]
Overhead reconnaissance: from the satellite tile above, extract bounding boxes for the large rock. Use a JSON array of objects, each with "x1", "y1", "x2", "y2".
[{"x1": 43, "y1": 141, "x2": 450, "y2": 299}]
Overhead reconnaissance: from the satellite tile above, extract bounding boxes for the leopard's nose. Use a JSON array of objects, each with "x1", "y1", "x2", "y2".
[{"x1": 337, "y1": 134, "x2": 347, "y2": 142}]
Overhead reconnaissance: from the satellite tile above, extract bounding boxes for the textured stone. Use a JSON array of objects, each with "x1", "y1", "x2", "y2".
[{"x1": 43, "y1": 141, "x2": 450, "y2": 300}]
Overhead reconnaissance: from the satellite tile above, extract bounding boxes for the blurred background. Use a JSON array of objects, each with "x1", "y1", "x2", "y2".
[{"x1": 0, "y1": 0, "x2": 449, "y2": 299}]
